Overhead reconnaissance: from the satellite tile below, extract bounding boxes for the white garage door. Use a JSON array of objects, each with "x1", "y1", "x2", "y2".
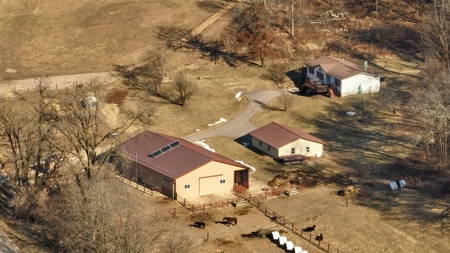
[{"x1": 199, "y1": 176, "x2": 220, "y2": 196}]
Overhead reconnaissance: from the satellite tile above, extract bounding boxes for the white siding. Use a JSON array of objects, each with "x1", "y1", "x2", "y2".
[
  {"x1": 278, "y1": 139, "x2": 324, "y2": 157},
  {"x1": 340, "y1": 74, "x2": 380, "y2": 97},
  {"x1": 251, "y1": 137, "x2": 279, "y2": 158}
]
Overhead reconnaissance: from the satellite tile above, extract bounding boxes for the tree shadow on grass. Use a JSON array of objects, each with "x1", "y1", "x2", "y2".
[
  {"x1": 0, "y1": 185, "x2": 13, "y2": 217},
  {"x1": 196, "y1": 0, "x2": 228, "y2": 13},
  {"x1": 185, "y1": 37, "x2": 249, "y2": 67}
]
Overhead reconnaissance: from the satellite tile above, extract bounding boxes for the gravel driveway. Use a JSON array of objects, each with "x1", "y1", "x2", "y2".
[{"x1": 183, "y1": 90, "x2": 280, "y2": 142}]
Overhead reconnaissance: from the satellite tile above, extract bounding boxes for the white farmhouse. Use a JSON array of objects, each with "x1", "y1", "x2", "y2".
[{"x1": 301, "y1": 56, "x2": 382, "y2": 97}]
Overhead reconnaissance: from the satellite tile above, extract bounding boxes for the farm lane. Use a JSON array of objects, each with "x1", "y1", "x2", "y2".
[
  {"x1": 0, "y1": 72, "x2": 116, "y2": 97},
  {"x1": 183, "y1": 90, "x2": 281, "y2": 142}
]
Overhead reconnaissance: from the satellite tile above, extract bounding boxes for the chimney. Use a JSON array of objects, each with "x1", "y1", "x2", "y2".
[{"x1": 364, "y1": 61, "x2": 368, "y2": 70}]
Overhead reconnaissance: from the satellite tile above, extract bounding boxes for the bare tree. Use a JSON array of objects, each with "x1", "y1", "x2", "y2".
[
  {"x1": 409, "y1": 58, "x2": 450, "y2": 167},
  {"x1": 377, "y1": 86, "x2": 399, "y2": 116},
  {"x1": 422, "y1": 0, "x2": 450, "y2": 62},
  {"x1": 39, "y1": 171, "x2": 160, "y2": 253},
  {"x1": 231, "y1": 2, "x2": 280, "y2": 66},
  {"x1": 277, "y1": 88, "x2": 294, "y2": 111},
  {"x1": 13, "y1": 78, "x2": 60, "y2": 187},
  {"x1": 264, "y1": 63, "x2": 290, "y2": 84},
  {"x1": 171, "y1": 73, "x2": 198, "y2": 106},
  {"x1": 0, "y1": 98, "x2": 38, "y2": 190},
  {"x1": 114, "y1": 50, "x2": 165, "y2": 95},
  {"x1": 348, "y1": 93, "x2": 377, "y2": 123},
  {"x1": 50, "y1": 83, "x2": 150, "y2": 181}
]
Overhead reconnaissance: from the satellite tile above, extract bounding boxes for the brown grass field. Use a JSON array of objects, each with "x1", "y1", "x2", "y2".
[
  {"x1": 0, "y1": 0, "x2": 449, "y2": 252},
  {"x1": 0, "y1": 0, "x2": 218, "y2": 79}
]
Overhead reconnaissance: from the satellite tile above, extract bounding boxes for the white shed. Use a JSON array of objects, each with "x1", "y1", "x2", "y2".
[{"x1": 249, "y1": 122, "x2": 326, "y2": 160}]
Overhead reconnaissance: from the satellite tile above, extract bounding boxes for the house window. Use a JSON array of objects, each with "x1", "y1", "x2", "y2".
[
  {"x1": 308, "y1": 66, "x2": 314, "y2": 75},
  {"x1": 220, "y1": 179, "x2": 226, "y2": 184},
  {"x1": 162, "y1": 180, "x2": 166, "y2": 186},
  {"x1": 316, "y1": 71, "x2": 324, "y2": 80},
  {"x1": 291, "y1": 148, "x2": 295, "y2": 154},
  {"x1": 259, "y1": 140, "x2": 262, "y2": 146},
  {"x1": 268, "y1": 146, "x2": 271, "y2": 151},
  {"x1": 306, "y1": 147, "x2": 310, "y2": 153},
  {"x1": 184, "y1": 184, "x2": 190, "y2": 189},
  {"x1": 149, "y1": 174, "x2": 153, "y2": 180},
  {"x1": 334, "y1": 79, "x2": 341, "y2": 87}
]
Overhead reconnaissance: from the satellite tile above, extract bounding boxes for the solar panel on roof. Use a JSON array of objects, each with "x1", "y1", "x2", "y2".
[
  {"x1": 151, "y1": 150, "x2": 163, "y2": 158},
  {"x1": 161, "y1": 145, "x2": 171, "y2": 152},
  {"x1": 170, "y1": 141, "x2": 180, "y2": 148},
  {"x1": 148, "y1": 140, "x2": 181, "y2": 158}
]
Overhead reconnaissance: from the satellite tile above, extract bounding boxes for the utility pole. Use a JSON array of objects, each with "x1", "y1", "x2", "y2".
[
  {"x1": 135, "y1": 154, "x2": 138, "y2": 182},
  {"x1": 376, "y1": 0, "x2": 379, "y2": 27},
  {"x1": 291, "y1": 0, "x2": 294, "y2": 36}
]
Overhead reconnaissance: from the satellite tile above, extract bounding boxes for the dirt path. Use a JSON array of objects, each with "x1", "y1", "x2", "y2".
[
  {"x1": 187, "y1": 3, "x2": 235, "y2": 38},
  {"x1": 183, "y1": 90, "x2": 280, "y2": 142},
  {"x1": 0, "y1": 72, "x2": 116, "y2": 97}
]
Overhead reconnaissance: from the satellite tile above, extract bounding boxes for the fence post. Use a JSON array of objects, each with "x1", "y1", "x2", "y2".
[
  {"x1": 346, "y1": 198, "x2": 349, "y2": 207},
  {"x1": 257, "y1": 200, "x2": 260, "y2": 208},
  {"x1": 183, "y1": 198, "x2": 186, "y2": 207}
]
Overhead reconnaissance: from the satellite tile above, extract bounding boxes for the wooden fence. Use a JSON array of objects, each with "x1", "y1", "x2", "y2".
[
  {"x1": 115, "y1": 175, "x2": 162, "y2": 196},
  {"x1": 249, "y1": 198, "x2": 345, "y2": 253}
]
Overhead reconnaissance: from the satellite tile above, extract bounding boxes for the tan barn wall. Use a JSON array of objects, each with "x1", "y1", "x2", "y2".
[
  {"x1": 251, "y1": 137, "x2": 279, "y2": 158},
  {"x1": 278, "y1": 139, "x2": 324, "y2": 157},
  {"x1": 176, "y1": 161, "x2": 241, "y2": 198}
]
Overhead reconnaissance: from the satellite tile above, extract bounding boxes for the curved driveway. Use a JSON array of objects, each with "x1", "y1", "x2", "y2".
[{"x1": 183, "y1": 90, "x2": 280, "y2": 142}]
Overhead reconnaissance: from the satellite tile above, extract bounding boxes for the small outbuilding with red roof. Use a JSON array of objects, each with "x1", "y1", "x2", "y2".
[
  {"x1": 114, "y1": 131, "x2": 250, "y2": 198},
  {"x1": 248, "y1": 122, "x2": 326, "y2": 161}
]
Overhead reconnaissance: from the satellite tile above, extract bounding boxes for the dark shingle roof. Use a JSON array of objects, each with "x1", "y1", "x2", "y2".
[
  {"x1": 305, "y1": 56, "x2": 377, "y2": 80},
  {"x1": 115, "y1": 131, "x2": 248, "y2": 179},
  {"x1": 248, "y1": 122, "x2": 326, "y2": 149}
]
